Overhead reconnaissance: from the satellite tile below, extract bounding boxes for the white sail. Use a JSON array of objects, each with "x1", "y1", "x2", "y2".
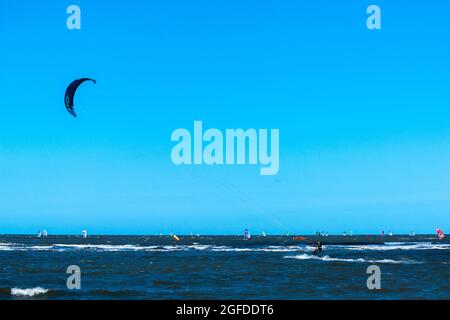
[{"x1": 82, "y1": 230, "x2": 87, "y2": 238}]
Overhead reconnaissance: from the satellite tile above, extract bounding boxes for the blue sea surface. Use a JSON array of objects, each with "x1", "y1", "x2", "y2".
[{"x1": 0, "y1": 235, "x2": 449, "y2": 300}]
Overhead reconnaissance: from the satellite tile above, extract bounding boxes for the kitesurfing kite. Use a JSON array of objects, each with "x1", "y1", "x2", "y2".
[{"x1": 64, "y1": 78, "x2": 96, "y2": 117}]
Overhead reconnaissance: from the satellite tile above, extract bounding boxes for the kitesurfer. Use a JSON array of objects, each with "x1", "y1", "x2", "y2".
[{"x1": 312, "y1": 241, "x2": 322, "y2": 256}]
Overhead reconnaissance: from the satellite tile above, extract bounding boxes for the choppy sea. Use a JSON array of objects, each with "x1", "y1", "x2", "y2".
[{"x1": 0, "y1": 235, "x2": 449, "y2": 299}]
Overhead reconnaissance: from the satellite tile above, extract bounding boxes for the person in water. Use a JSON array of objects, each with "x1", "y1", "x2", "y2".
[{"x1": 312, "y1": 241, "x2": 322, "y2": 255}]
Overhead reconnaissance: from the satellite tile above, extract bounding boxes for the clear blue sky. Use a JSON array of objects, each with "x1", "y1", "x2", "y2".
[{"x1": 0, "y1": 0, "x2": 449, "y2": 235}]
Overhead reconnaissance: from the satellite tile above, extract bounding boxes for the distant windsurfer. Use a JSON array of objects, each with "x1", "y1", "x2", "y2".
[
  {"x1": 436, "y1": 228, "x2": 445, "y2": 240},
  {"x1": 312, "y1": 241, "x2": 322, "y2": 256}
]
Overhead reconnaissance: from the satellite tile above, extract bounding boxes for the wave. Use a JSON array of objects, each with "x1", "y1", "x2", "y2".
[
  {"x1": 11, "y1": 287, "x2": 49, "y2": 297},
  {"x1": 0, "y1": 241, "x2": 447, "y2": 253},
  {"x1": 53, "y1": 244, "x2": 155, "y2": 251},
  {"x1": 284, "y1": 254, "x2": 422, "y2": 264},
  {"x1": 335, "y1": 242, "x2": 450, "y2": 251},
  {"x1": 0, "y1": 243, "x2": 309, "y2": 253}
]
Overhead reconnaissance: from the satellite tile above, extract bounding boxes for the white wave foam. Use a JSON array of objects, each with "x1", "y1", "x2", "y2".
[
  {"x1": 54, "y1": 244, "x2": 154, "y2": 251},
  {"x1": 338, "y1": 242, "x2": 450, "y2": 251},
  {"x1": 28, "y1": 244, "x2": 308, "y2": 253},
  {"x1": 189, "y1": 245, "x2": 210, "y2": 250},
  {"x1": 284, "y1": 254, "x2": 421, "y2": 264},
  {"x1": 0, "y1": 243, "x2": 54, "y2": 251},
  {"x1": 384, "y1": 242, "x2": 408, "y2": 245},
  {"x1": 210, "y1": 245, "x2": 308, "y2": 253},
  {"x1": 11, "y1": 287, "x2": 48, "y2": 297},
  {"x1": 28, "y1": 246, "x2": 54, "y2": 250},
  {"x1": 0, "y1": 241, "x2": 447, "y2": 253}
]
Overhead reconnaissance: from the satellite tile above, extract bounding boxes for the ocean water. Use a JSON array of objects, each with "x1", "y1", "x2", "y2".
[{"x1": 0, "y1": 235, "x2": 448, "y2": 300}]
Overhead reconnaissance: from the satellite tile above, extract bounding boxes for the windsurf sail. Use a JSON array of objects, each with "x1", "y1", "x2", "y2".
[
  {"x1": 82, "y1": 230, "x2": 87, "y2": 238},
  {"x1": 436, "y1": 228, "x2": 445, "y2": 240},
  {"x1": 244, "y1": 229, "x2": 251, "y2": 240},
  {"x1": 37, "y1": 230, "x2": 41, "y2": 238},
  {"x1": 42, "y1": 230, "x2": 48, "y2": 237}
]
